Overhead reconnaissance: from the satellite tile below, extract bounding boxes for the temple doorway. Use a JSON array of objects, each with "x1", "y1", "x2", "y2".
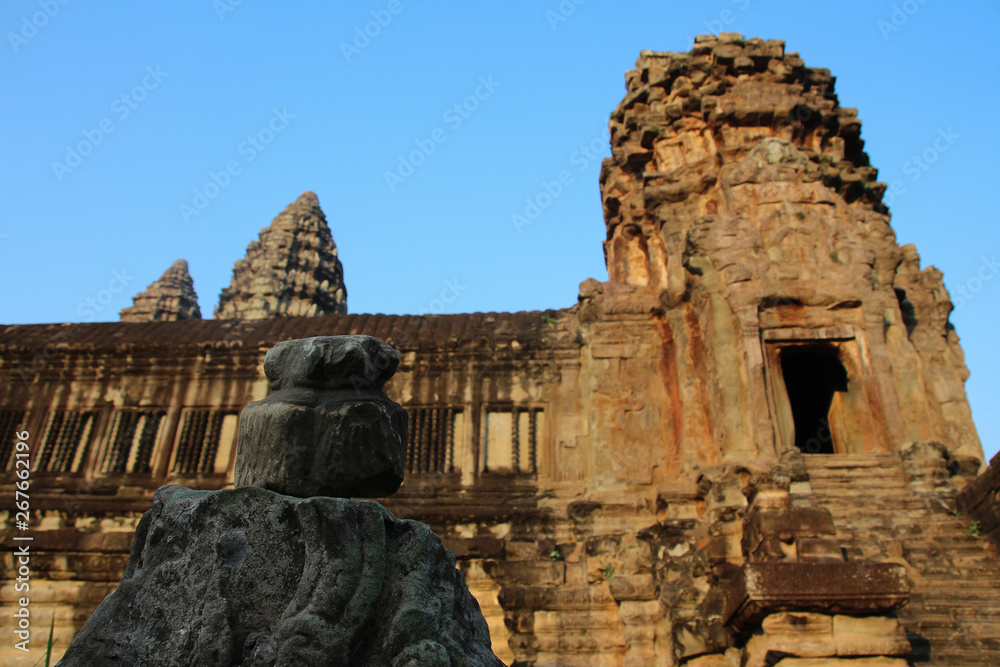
[{"x1": 779, "y1": 346, "x2": 849, "y2": 454}]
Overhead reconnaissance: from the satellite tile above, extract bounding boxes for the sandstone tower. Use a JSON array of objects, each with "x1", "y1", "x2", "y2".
[
  {"x1": 2, "y1": 35, "x2": 998, "y2": 666},
  {"x1": 215, "y1": 190, "x2": 348, "y2": 319},
  {"x1": 119, "y1": 258, "x2": 201, "y2": 322},
  {"x1": 599, "y1": 34, "x2": 980, "y2": 469}
]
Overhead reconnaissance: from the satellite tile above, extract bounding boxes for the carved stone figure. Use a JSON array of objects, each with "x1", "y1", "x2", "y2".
[{"x1": 58, "y1": 336, "x2": 503, "y2": 667}]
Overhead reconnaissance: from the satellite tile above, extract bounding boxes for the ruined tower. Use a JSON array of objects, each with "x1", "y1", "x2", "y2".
[
  {"x1": 599, "y1": 35, "x2": 980, "y2": 468},
  {"x1": 1, "y1": 35, "x2": 998, "y2": 666},
  {"x1": 215, "y1": 191, "x2": 348, "y2": 319},
  {"x1": 119, "y1": 259, "x2": 201, "y2": 323}
]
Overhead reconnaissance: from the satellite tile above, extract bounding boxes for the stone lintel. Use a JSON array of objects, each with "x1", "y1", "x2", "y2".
[{"x1": 722, "y1": 562, "x2": 909, "y2": 633}]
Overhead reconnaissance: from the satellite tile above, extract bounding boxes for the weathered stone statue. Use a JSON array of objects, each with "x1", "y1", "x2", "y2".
[{"x1": 58, "y1": 336, "x2": 504, "y2": 667}]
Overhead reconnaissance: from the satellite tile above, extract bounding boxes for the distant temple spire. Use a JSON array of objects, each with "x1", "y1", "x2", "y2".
[
  {"x1": 214, "y1": 191, "x2": 347, "y2": 319},
  {"x1": 120, "y1": 258, "x2": 202, "y2": 322}
]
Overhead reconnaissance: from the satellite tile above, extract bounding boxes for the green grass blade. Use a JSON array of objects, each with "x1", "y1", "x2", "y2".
[{"x1": 44, "y1": 614, "x2": 55, "y2": 667}]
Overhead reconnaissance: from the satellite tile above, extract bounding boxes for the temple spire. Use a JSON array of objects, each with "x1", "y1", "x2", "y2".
[
  {"x1": 120, "y1": 259, "x2": 202, "y2": 322},
  {"x1": 214, "y1": 191, "x2": 348, "y2": 319}
]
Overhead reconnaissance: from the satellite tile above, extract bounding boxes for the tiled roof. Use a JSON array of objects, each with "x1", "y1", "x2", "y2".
[{"x1": 0, "y1": 310, "x2": 569, "y2": 352}]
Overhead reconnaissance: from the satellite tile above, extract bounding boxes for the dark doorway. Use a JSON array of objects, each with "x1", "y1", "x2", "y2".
[{"x1": 780, "y1": 346, "x2": 849, "y2": 454}]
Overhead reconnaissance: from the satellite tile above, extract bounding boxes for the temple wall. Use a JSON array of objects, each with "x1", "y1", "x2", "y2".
[
  {"x1": 600, "y1": 38, "x2": 983, "y2": 464},
  {"x1": 1, "y1": 33, "x2": 996, "y2": 667}
]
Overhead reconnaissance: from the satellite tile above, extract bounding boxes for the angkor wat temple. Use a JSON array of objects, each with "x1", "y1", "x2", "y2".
[{"x1": 2, "y1": 35, "x2": 999, "y2": 666}]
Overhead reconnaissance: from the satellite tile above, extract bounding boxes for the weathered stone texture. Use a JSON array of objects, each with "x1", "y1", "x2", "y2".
[
  {"x1": 1, "y1": 34, "x2": 997, "y2": 667},
  {"x1": 119, "y1": 258, "x2": 201, "y2": 322},
  {"x1": 956, "y1": 450, "x2": 1000, "y2": 549},
  {"x1": 215, "y1": 191, "x2": 347, "y2": 319},
  {"x1": 602, "y1": 33, "x2": 981, "y2": 462},
  {"x1": 58, "y1": 486, "x2": 502, "y2": 667},
  {"x1": 235, "y1": 335, "x2": 409, "y2": 498}
]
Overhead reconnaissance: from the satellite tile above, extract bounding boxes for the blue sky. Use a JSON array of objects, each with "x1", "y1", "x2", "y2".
[{"x1": 2, "y1": 1, "x2": 997, "y2": 459}]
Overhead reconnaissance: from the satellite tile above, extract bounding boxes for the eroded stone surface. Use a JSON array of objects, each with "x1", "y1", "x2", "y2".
[
  {"x1": 956, "y1": 450, "x2": 1000, "y2": 548},
  {"x1": 57, "y1": 486, "x2": 503, "y2": 667},
  {"x1": 215, "y1": 191, "x2": 347, "y2": 319},
  {"x1": 119, "y1": 258, "x2": 201, "y2": 322},
  {"x1": 2, "y1": 34, "x2": 998, "y2": 667},
  {"x1": 235, "y1": 335, "x2": 407, "y2": 498},
  {"x1": 601, "y1": 32, "x2": 981, "y2": 462}
]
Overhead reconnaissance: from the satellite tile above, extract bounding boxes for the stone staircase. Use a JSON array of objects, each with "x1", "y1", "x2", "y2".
[
  {"x1": 485, "y1": 500, "x2": 666, "y2": 666},
  {"x1": 802, "y1": 453, "x2": 1000, "y2": 666}
]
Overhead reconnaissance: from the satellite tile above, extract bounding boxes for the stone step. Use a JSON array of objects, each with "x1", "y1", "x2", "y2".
[
  {"x1": 805, "y1": 472, "x2": 905, "y2": 480},
  {"x1": 816, "y1": 503, "x2": 932, "y2": 515},
  {"x1": 803, "y1": 463, "x2": 905, "y2": 474},
  {"x1": 917, "y1": 575, "x2": 1000, "y2": 587},
  {"x1": 804, "y1": 456, "x2": 1000, "y2": 665},
  {"x1": 802, "y1": 453, "x2": 899, "y2": 464},
  {"x1": 807, "y1": 492, "x2": 912, "y2": 503}
]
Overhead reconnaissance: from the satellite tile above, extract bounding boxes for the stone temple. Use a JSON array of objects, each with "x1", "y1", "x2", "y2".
[{"x1": 2, "y1": 34, "x2": 999, "y2": 666}]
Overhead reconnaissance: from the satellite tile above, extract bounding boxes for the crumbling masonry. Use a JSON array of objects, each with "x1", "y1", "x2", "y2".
[{"x1": 2, "y1": 34, "x2": 999, "y2": 666}]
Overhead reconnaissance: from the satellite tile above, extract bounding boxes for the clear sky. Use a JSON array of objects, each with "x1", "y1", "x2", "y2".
[{"x1": 2, "y1": 1, "x2": 997, "y2": 460}]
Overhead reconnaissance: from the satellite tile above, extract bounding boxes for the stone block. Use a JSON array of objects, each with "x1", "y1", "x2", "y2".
[
  {"x1": 533, "y1": 609, "x2": 619, "y2": 633},
  {"x1": 495, "y1": 560, "x2": 566, "y2": 586},
  {"x1": 771, "y1": 659, "x2": 908, "y2": 667},
  {"x1": 723, "y1": 562, "x2": 910, "y2": 633},
  {"x1": 673, "y1": 618, "x2": 731, "y2": 660},
  {"x1": 618, "y1": 600, "x2": 663, "y2": 625},
  {"x1": 443, "y1": 536, "x2": 504, "y2": 559},
  {"x1": 832, "y1": 615, "x2": 909, "y2": 657},
  {"x1": 235, "y1": 335, "x2": 408, "y2": 498},
  {"x1": 713, "y1": 43, "x2": 744, "y2": 61},
  {"x1": 685, "y1": 652, "x2": 740, "y2": 667},
  {"x1": 503, "y1": 541, "x2": 538, "y2": 561},
  {"x1": 797, "y1": 537, "x2": 845, "y2": 563},
  {"x1": 609, "y1": 574, "x2": 657, "y2": 601},
  {"x1": 761, "y1": 612, "x2": 833, "y2": 635},
  {"x1": 745, "y1": 632, "x2": 836, "y2": 667},
  {"x1": 745, "y1": 612, "x2": 836, "y2": 667},
  {"x1": 623, "y1": 624, "x2": 654, "y2": 643}
]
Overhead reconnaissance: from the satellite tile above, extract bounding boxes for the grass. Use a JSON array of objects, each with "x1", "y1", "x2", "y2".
[
  {"x1": 601, "y1": 563, "x2": 615, "y2": 580},
  {"x1": 45, "y1": 615, "x2": 54, "y2": 667},
  {"x1": 30, "y1": 616, "x2": 55, "y2": 667}
]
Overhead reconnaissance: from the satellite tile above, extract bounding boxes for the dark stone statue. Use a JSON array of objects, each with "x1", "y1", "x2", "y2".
[{"x1": 58, "y1": 336, "x2": 504, "y2": 667}]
